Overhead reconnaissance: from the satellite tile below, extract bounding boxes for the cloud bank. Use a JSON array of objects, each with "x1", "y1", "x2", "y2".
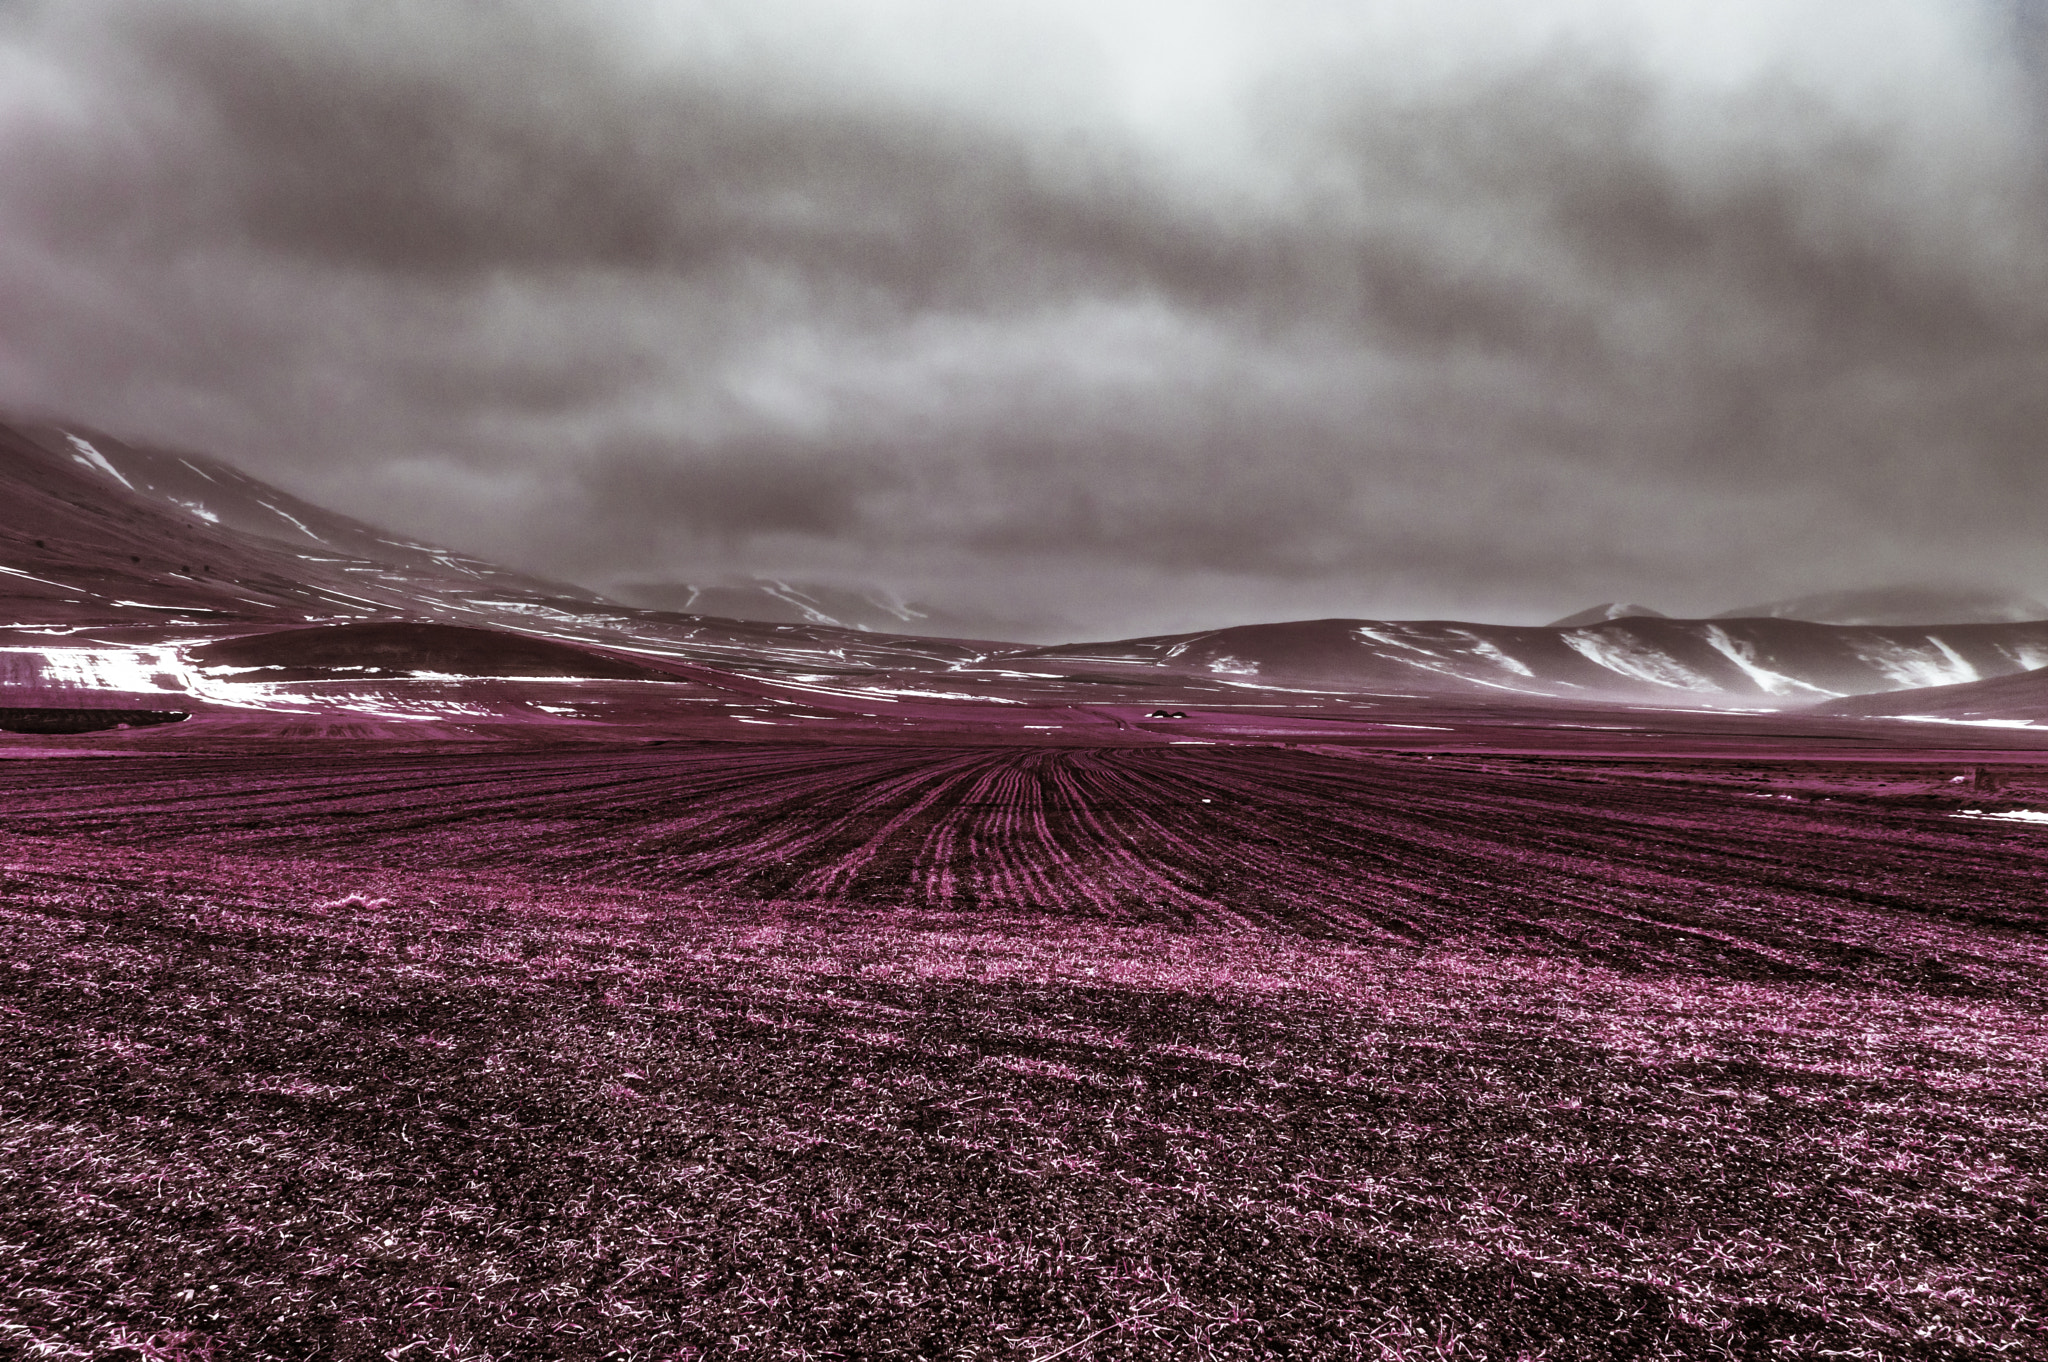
[{"x1": 2, "y1": 0, "x2": 2045, "y2": 637}]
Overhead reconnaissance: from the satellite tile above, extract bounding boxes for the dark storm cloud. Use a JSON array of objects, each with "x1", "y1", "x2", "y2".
[
  {"x1": 61, "y1": 1, "x2": 1264, "y2": 307},
  {"x1": 1329, "y1": 78, "x2": 2029, "y2": 366},
  {"x1": 2, "y1": 0, "x2": 2045, "y2": 634},
  {"x1": 579, "y1": 439, "x2": 895, "y2": 542}
]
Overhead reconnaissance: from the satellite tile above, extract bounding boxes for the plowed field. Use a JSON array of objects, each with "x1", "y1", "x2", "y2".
[{"x1": 0, "y1": 742, "x2": 2043, "y2": 1359}]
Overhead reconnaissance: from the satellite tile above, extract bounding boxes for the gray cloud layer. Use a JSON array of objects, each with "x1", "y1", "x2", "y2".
[{"x1": 2, "y1": 0, "x2": 2045, "y2": 636}]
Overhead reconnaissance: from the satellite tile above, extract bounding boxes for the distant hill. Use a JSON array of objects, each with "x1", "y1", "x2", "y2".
[
  {"x1": 187, "y1": 621, "x2": 677, "y2": 683},
  {"x1": 1715, "y1": 586, "x2": 2048, "y2": 627},
  {"x1": 1813, "y1": 667, "x2": 2048, "y2": 725},
  {"x1": 1547, "y1": 603, "x2": 1668, "y2": 627},
  {"x1": 0, "y1": 416, "x2": 608, "y2": 629},
  {"x1": 615, "y1": 578, "x2": 925, "y2": 632},
  {"x1": 610, "y1": 578, "x2": 1027, "y2": 639},
  {"x1": 0, "y1": 413, "x2": 990, "y2": 722},
  {"x1": 1008, "y1": 613, "x2": 2048, "y2": 705}
]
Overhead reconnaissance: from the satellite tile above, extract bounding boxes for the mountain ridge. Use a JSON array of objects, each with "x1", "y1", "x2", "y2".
[
  {"x1": 1713, "y1": 585, "x2": 2048, "y2": 627},
  {"x1": 9, "y1": 413, "x2": 2048, "y2": 728},
  {"x1": 1006, "y1": 614, "x2": 2048, "y2": 706}
]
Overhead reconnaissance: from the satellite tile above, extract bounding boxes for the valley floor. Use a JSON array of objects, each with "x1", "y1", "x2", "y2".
[{"x1": 0, "y1": 741, "x2": 2043, "y2": 1359}]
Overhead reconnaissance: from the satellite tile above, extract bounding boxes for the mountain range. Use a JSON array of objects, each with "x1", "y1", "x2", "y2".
[
  {"x1": 608, "y1": 578, "x2": 1047, "y2": 640},
  {"x1": 6, "y1": 413, "x2": 2048, "y2": 733}
]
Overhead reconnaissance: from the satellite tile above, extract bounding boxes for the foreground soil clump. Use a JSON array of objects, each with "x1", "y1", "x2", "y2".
[{"x1": 0, "y1": 743, "x2": 2043, "y2": 1359}]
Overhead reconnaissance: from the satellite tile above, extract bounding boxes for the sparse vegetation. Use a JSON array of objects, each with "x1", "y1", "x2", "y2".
[{"x1": 0, "y1": 744, "x2": 2043, "y2": 1359}]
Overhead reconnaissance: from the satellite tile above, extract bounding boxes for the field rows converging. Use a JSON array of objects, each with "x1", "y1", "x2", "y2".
[
  {"x1": 0, "y1": 814, "x2": 2043, "y2": 1360},
  {"x1": 1, "y1": 743, "x2": 2044, "y2": 987}
]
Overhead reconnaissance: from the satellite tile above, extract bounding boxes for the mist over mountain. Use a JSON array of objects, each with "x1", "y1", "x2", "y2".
[
  {"x1": 1546, "y1": 603, "x2": 1669, "y2": 627},
  {"x1": 1714, "y1": 585, "x2": 2048, "y2": 626},
  {"x1": 610, "y1": 578, "x2": 1059, "y2": 641}
]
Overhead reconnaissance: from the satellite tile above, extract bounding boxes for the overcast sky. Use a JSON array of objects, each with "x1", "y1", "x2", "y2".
[{"x1": 2, "y1": 0, "x2": 2046, "y2": 638}]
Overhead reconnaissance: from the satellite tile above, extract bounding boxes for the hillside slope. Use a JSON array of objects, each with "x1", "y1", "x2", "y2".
[
  {"x1": 1814, "y1": 665, "x2": 2048, "y2": 725},
  {"x1": 1001, "y1": 614, "x2": 2048, "y2": 705},
  {"x1": 0, "y1": 419, "x2": 605, "y2": 627}
]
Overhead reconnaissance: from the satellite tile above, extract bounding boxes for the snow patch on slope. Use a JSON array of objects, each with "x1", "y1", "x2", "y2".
[
  {"x1": 1450, "y1": 630, "x2": 1534, "y2": 678},
  {"x1": 1700, "y1": 626, "x2": 1837, "y2": 698},
  {"x1": 1856, "y1": 638, "x2": 1979, "y2": 689},
  {"x1": 0, "y1": 641, "x2": 564, "y2": 723},
  {"x1": 258, "y1": 501, "x2": 326, "y2": 543},
  {"x1": 65, "y1": 435, "x2": 134, "y2": 490},
  {"x1": 1891, "y1": 715, "x2": 2038, "y2": 729},
  {"x1": 1996, "y1": 643, "x2": 2048, "y2": 672},
  {"x1": 1355, "y1": 625, "x2": 1539, "y2": 692},
  {"x1": 1355, "y1": 625, "x2": 1426, "y2": 654},
  {"x1": 12, "y1": 646, "x2": 180, "y2": 692},
  {"x1": 0, "y1": 565, "x2": 86, "y2": 593},
  {"x1": 1562, "y1": 632, "x2": 1717, "y2": 692}
]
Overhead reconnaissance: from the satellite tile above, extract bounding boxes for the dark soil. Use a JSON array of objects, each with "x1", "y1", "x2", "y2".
[{"x1": 0, "y1": 742, "x2": 2042, "y2": 1360}]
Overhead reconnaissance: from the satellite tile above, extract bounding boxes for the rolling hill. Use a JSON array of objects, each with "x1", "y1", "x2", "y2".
[
  {"x1": 1814, "y1": 664, "x2": 2048, "y2": 726},
  {"x1": 1007, "y1": 613, "x2": 2048, "y2": 705}
]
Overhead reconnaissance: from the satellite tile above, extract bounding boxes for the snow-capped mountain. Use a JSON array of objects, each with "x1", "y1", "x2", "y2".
[
  {"x1": 611, "y1": 578, "x2": 1013, "y2": 638},
  {"x1": 1000, "y1": 614, "x2": 2048, "y2": 705},
  {"x1": 0, "y1": 418, "x2": 608, "y2": 628},
  {"x1": 1545, "y1": 603, "x2": 1669, "y2": 627}
]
